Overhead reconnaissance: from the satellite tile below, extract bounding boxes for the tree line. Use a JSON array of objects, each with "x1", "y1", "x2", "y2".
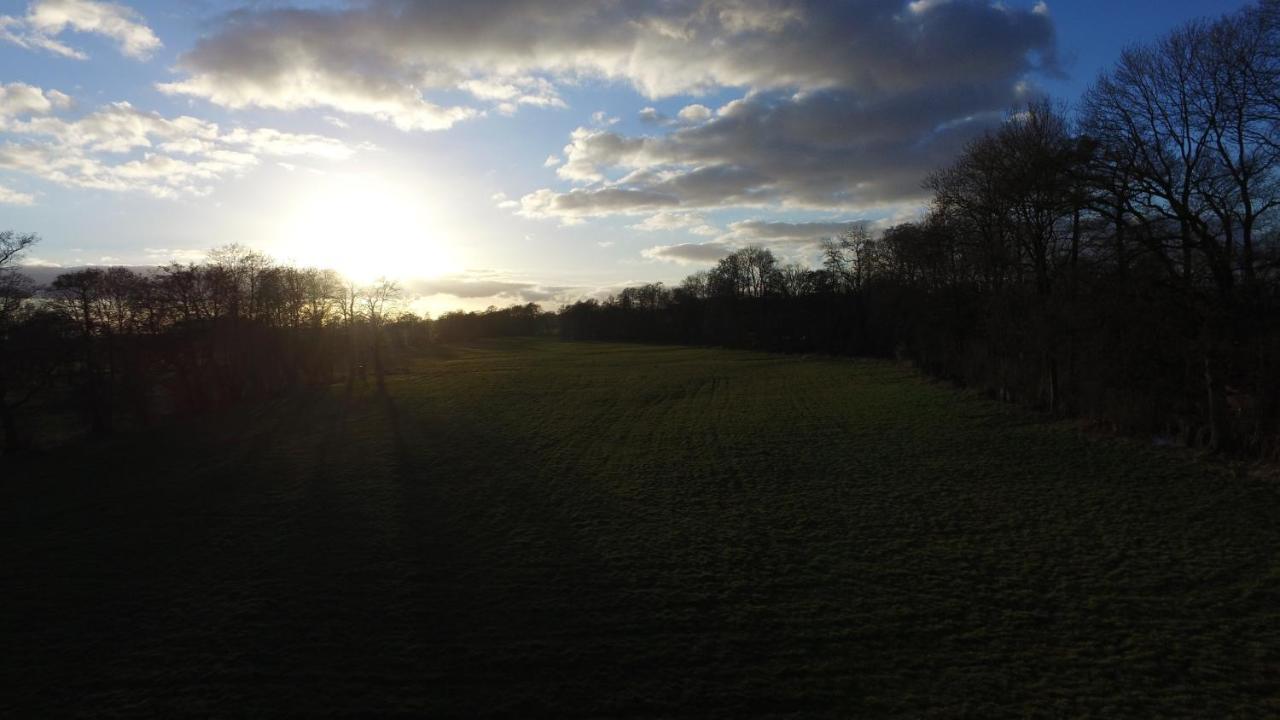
[
  {"x1": 560, "y1": 2, "x2": 1280, "y2": 457},
  {"x1": 0, "y1": 238, "x2": 437, "y2": 452}
]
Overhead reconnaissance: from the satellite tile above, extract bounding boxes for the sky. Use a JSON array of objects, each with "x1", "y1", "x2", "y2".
[{"x1": 0, "y1": 0, "x2": 1256, "y2": 313}]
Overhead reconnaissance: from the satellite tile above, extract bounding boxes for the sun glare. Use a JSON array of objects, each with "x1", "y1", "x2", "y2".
[{"x1": 273, "y1": 174, "x2": 459, "y2": 283}]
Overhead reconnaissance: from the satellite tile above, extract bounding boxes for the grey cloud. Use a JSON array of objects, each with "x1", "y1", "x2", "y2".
[
  {"x1": 641, "y1": 219, "x2": 860, "y2": 265},
  {"x1": 498, "y1": 0, "x2": 1054, "y2": 220},
  {"x1": 403, "y1": 275, "x2": 572, "y2": 303},
  {"x1": 642, "y1": 242, "x2": 733, "y2": 264},
  {"x1": 521, "y1": 80, "x2": 1024, "y2": 219},
  {"x1": 151, "y1": 0, "x2": 1057, "y2": 225},
  {"x1": 160, "y1": 0, "x2": 1055, "y2": 133},
  {"x1": 719, "y1": 219, "x2": 860, "y2": 245},
  {"x1": 519, "y1": 187, "x2": 680, "y2": 222}
]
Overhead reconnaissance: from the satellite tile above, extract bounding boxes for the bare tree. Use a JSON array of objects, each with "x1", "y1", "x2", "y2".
[
  {"x1": 360, "y1": 278, "x2": 401, "y2": 394},
  {"x1": 0, "y1": 232, "x2": 37, "y2": 328},
  {"x1": 0, "y1": 232, "x2": 39, "y2": 452},
  {"x1": 1081, "y1": 8, "x2": 1280, "y2": 449},
  {"x1": 0, "y1": 231, "x2": 37, "y2": 272},
  {"x1": 49, "y1": 269, "x2": 111, "y2": 434}
]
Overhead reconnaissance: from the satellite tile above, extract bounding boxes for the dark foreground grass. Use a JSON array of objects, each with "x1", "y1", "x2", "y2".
[{"x1": 2, "y1": 340, "x2": 1278, "y2": 717}]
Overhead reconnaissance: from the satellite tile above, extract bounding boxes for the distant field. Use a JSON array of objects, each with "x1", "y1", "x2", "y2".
[{"x1": 3, "y1": 340, "x2": 1278, "y2": 717}]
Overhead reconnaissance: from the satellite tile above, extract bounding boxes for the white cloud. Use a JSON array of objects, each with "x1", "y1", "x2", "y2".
[
  {"x1": 676, "y1": 104, "x2": 712, "y2": 124},
  {"x1": 159, "y1": 73, "x2": 477, "y2": 132},
  {"x1": 638, "y1": 107, "x2": 666, "y2": 125},
  {"x1": 591, "y1": 110, "x2": 619, "y2": 126},
  {"x1": 0, "y1": 85, "x2": 359, "y2": 198},
  {"x1": 0, "y1": 0, "x2": 160, "y2": 60},
  {"x1": 143, "y1": 247, "x2": 206, "y2": 263},
  {"x1": 629, "y1": 211, "x2": 718, "y2": 236},
  {"x1": 0, "y1": 14, "x2": 85, "y2": 58},
  {"x1": 17, "y1": 255, "x2": 60, "y2": 267},
  {"x1": 0, "y1": 82, "x2": 72, "y2": 118},
  {"x1": 0, "y1": 183, "x2": 35, "y2": 205},
  {"x1": 220, "y1": 128, "x2": 354, "y2": 161},
  {"x1": 461, "y1": 76, "x2": 565, "y2": 114}
]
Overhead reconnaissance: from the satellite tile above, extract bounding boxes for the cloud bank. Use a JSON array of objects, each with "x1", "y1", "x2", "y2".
[{"x1": 161, "y1": 0, "x2": 1055, "y2": 142}]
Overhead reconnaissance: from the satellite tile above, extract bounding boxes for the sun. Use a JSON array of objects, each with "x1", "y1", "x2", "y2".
[{"x1": 272, "y1": 173, "x2": 459, "y2": 283}]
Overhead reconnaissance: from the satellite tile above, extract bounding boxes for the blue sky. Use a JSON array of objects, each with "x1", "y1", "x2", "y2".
[{"x1": 0, "y1": 0, "x2": 1256, "y2": 311}]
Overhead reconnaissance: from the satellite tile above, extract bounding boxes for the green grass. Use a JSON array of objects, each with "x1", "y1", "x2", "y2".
[{"x1": 3, "y1": 339, "x2": 1278, "y2": 717}]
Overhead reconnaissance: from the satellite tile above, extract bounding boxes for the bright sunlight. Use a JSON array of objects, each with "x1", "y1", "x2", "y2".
[{"x1": 272, "y1": 173, "x2": 460, "y2": 283}]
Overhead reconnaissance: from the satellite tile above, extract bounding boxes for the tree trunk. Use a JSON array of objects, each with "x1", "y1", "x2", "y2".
[
  {"x1": 372, "y1": 328, "x2": 387, "y2": 395},
  {"x1": 1204, "y1": 354, "x2": 1229, "y2": 453}
]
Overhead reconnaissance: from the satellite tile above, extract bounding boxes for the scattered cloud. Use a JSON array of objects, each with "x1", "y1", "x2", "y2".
[
  {"x1": 638, "y1": 107, "x2": 666, "y2": 125},
  {"x1": 0, "y1": 82, "x2": 72, "y2": 117},
  {"x1": 676, "y1": 103, "x2": 712, "y2": 124},
  {"x1": 0, "y1": 183, "x2": 35, "y2": 205},
  {"x1": 0, "y1": 85, "x2": 358, "y2": 198},
  {"x1": 590, "y1": 110, "x2": 619, "y2": 126},
  {"x1": 0, "y1": 0, "x2": 160, "y2": 60},
  {"x1": 629, "y1": 210, "x2": 718, "y2": 236},
  {"x1": 491, "y1": 191, "x2": 518, "y2": 210},
  {"x1": 462, "y1": 76, "x2": 565, "y2": 115},
  {"x1": 634, "y1": 103, "x2": 713, "y2": 129}
]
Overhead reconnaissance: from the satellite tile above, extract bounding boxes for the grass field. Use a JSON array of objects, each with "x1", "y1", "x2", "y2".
[{"x1": 3, "y1": 339, "x2": 1278, "y2": 717}]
